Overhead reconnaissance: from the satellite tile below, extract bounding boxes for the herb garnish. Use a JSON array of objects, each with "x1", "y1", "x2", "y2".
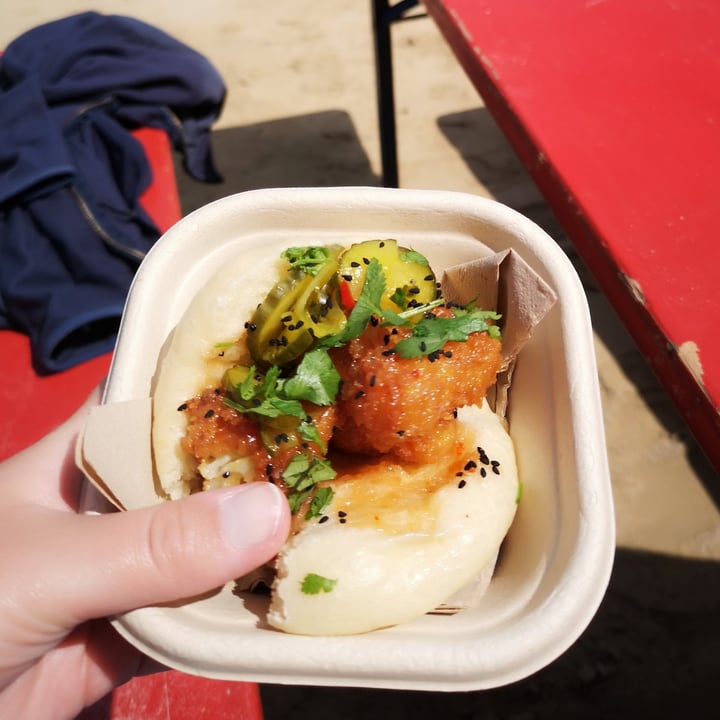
[
  {"x1": 223, "y1": 354, "x2": 338, "y2": 453},
  {"x1": 281, "y1": 246, "x2": 332, "y2": 276},
  {"x1": 280, "y1": 347, "x2": 340, "y2": 406},
  {"x1": 301, "y1": 572, "x2": 337, "y2": 595},
  {"x1": 393, "y1": 307, "x2": 502, "y2": 359},
  {"x1": 399, "y1": 248, "x2": 430, "y2": 266},
  {"x1": 283, "y1": 452, "x2": 336, "y2": 518}
]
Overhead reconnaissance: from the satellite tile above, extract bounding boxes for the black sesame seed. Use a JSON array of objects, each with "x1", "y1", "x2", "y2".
[
  {"x1": 339, "y1": 518, "x2": 347, "y2": 524},
  {"x1": 383, "y1": 334, "x2": 391, "y2": 345},
  {"x1": 397, "y1": 430, "x2": 406, "y2": 436},
  {"x1": 370, "y1": 316, "x2": 379, "y2": 327},
  {"x1": 355, "y1": 390, "x2": 365, "y2": 399},
  {"x1": 204, "y1": 409, "x2": 215, "y2": 418},
  {"x1": 281, "y1": 315, "x2": 292, "y2": 322},
  {"x1": 420, "y1": 341, "x2": 427, "y2": 352},
  {"x1": 222, "y1": 471, "x2": 231, "y2": 479},
  {"x1": 266, "y1": 463, "x2": 274, "y2": 477},
  {"x1": 275, "y1": 433, "x2": 290, "y2": 444},
  {"x1": 294, "y1": 320, "x2": 304, "y2": 329},
  {"x1": 455, "y1": 471, "x2": 464, "y2": 477},
  {"x1": 369, "y1": 375, "x2": 377, "y2": 387},
  {"x1": 480, "y1": 467, "x2": 487, "y2": 478},
  {"x1": 362, "y1": 257, "x2": 370, "y2": 265},
  {"x1": 464, "y1": 460, "x2": 477, "y2": 471},
  {"x1": 458, "y1": 479, "x2": 467, "y2": 489},
  {"x1": 492, "y1": 465, "x2": 501, "y2": 475},
  {"x1": 408, "y1": 286, "x2": 421, "y2": 295},
  {"x1": 342, "y1": 274, "x2": 353, "y2": 281},
  {"x1": 424, "y1": 274, "x2": 434, "y2": 282},
  {"x1": 318, "y1": 515, "x2": 329, "y2": 524},
  {"x1": 177, "y1": 403, "x2": 188, "y2": 411},
  {"x1": 338, "y1": 511, "x2": 347, "y2": 517},
  {"x1": 350, "y1": 261, "x2": 360, "y2": 267},
  {"x1": 381, "y1": 349, "x2": 396, "y2": 356}
]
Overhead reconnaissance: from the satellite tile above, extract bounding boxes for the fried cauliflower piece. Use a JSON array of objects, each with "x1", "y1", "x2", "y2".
[{"x1": 330, "y1": 309, "x2": 503, "y2": 462}]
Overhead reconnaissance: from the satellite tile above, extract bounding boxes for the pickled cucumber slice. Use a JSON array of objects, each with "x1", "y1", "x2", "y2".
[
  {"x1": 246, "y1": 247, "x2": 346, "y2": 367},
  {"x1": 337, "y1": 239, "x2": 438, "y2": 313}
]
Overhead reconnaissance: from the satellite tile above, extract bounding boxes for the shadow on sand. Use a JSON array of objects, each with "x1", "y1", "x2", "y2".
[{"x1": 174, "y1": 109, "x2": 380, "y2": 215}]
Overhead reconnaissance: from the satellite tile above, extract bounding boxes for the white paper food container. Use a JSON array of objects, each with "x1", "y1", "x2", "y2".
[{"x1": 81, "y1": 187, "x2": 614, "y2": 691}]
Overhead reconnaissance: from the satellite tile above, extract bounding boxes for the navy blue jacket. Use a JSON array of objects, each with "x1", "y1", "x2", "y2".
[{"x1": 0, "y1": 12, "x2": 225, "y2": 372}]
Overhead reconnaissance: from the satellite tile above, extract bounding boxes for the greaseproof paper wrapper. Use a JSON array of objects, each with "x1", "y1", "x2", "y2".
[
  {"x1": 442, "y1": 248, "x2": 558, "y2": 419},
  {"x1": 77, "y1": 248, "x2": 557, "y2": 609}
]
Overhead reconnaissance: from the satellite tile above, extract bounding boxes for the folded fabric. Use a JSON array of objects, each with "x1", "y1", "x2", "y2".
[{"x1": 0, "y1": 12, "x2": 226, "y2": 373}]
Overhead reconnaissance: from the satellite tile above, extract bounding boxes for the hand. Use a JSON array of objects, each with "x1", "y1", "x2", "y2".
[{"x1": 0, "y1": 385, "x2": 291, "y2": 719}]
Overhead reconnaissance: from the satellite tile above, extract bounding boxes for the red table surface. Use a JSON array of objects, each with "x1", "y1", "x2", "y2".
[
  {"x1": 0, "y1": 128, "x2": 264, "y2": 719},
  {"x1": 424, "y1": 0, "x2": 720, "y2": 470}
]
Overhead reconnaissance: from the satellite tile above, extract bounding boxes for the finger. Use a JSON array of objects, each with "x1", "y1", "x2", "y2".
[
  {"x1": 22, "y1": 481, "x2": 291, "y2": 627},
  {"x1": 0, "y1": 382, "x2": 104, "y2": 510}
]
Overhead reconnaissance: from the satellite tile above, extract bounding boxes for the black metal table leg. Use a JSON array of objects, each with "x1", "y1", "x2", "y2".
[{"x1": 371, "y1": 0, "x2": 421, "y2": 188}]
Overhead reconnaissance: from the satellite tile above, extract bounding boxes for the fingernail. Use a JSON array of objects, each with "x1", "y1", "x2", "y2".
[{"x1": 218, "y1": 482, "x2": 287, "y2": 550}]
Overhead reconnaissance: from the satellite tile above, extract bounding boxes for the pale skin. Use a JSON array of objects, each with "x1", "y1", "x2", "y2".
[{"x1": 0, "y1": 385, "x2": 291, "y2": 719}]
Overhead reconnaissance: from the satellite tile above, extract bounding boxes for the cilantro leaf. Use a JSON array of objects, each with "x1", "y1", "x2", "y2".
[
  {"x1": 400, "y1": 249, "x2": 430, "y2": 266},
  {"x1": 301, "y1": 573, "x2": 337, "y2": 595},
  {"x1": 287, "y1": 489, "x2": 312, "y2": 514},
  {"x1": 279, "y1": 347, "x2": 340, "y2": 405},
  {"x1": 306, "y1": 485, "x2": 334, "y2": 519},
  {"x1": 393, "y1": 307, "x2": 502, "y2": 359},
  {"x1": 283, "y1": 453, "x2": 336, "y2": 491},
  {"x1": 281, "y1": 246, "x2": 332, "y2": 276},
  {"x1": 297, "y1": 417, "x2": 326, "y2": 451},
  {"x1": 283, "y1": 452, "x2": 337, "y2": 515}
]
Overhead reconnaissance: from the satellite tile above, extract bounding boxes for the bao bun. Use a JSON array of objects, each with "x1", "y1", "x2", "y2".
[{"x1": 151, "y1": 241, "x2": 519, "y2": 635}]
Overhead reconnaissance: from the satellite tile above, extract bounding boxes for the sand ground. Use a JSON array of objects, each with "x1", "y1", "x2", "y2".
[{"x1": 3, "y1": 2, "x2": 719, "y2": 717}]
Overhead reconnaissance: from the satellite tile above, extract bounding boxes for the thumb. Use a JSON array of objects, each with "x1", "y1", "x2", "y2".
[{"x1": 45, "y1": 482, "x2": 291, "y2": 624}]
